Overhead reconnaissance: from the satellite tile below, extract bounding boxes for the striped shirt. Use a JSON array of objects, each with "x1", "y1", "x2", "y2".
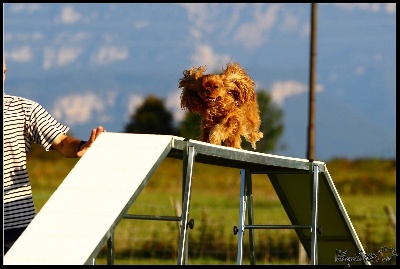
[{"x1": 3, "y1": 94, "x2": 69, "y2": 230}]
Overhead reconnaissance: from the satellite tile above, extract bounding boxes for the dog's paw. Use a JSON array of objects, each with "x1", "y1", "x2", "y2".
[{"x1": 249, "y1": 131, "x2": 263, "y2": 150}]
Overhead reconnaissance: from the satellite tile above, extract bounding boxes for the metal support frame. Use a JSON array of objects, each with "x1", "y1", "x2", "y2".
[
  {"x1": 310, "y1": 163, "x2": 319, "y2": 265},
  {"x1": 236, "y1": 162, "x2": 320, "y2": 265},
  {"x1": 177, "y1": 145, "x2": 196, "y2": 264},
  {"x1": 106, "y1": 233, "x2": 114, "y2": 265},
  {"x1": 5, "y1": 134, "x2": 366, "y2": 265},
  {"x1": 105, "y1": 143, "x2": 196, "y2": 265}
]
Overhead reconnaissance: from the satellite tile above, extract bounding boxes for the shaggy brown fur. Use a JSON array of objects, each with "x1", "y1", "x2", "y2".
[{"x1": 178, "y1": 61, "x2": 263, "y2": 150}]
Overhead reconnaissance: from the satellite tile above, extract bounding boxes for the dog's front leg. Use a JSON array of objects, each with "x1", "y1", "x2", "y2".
[
  {"x1": 225, "y1": 134, "x2": 242, "y2": 149},
  {"x1": 209, "y1": 124, "x2": 225, "y2": 146},
  {"x1": 210, "y1": 116, "x2": 242, "y2": 148}
]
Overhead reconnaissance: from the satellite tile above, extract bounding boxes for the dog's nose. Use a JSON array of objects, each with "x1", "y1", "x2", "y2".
[{"x1": 205, "y1": 88, "x2": 210, "y2": 95}]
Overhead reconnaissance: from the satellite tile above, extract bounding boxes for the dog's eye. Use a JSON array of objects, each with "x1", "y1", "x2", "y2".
[{"x1": 213, "y1": 85, "x2": 218, "y2": 89}]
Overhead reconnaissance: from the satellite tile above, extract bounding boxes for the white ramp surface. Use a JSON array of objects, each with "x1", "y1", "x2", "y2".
[{"x1": 4, "y1": 133, "x2": 174, "y2": 265}]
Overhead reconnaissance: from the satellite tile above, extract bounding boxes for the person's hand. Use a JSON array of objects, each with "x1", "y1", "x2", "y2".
[{"x1": 77, "y1": 126, "x2": 106, "y2": 157}]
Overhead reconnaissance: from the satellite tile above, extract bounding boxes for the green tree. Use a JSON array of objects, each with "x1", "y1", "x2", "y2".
[
  {"x1": 178, "y1": 112, "x2": 202, "y2": 140},
  {"x1": 242, "y1": 89, "x2": 285, "y2": 153},
  {"x1": 124, "y1": 95, "x2": 177, "y2": 135}
]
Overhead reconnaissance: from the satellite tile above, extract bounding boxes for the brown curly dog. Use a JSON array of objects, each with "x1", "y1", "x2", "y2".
[{"x1": 178, "y1": 61, "x2": 263, "y2": 150}]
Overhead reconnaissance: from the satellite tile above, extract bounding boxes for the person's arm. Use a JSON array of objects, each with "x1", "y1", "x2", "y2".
[{"x1": 51, "y1": 126, "x2": 105, "y2": 158}]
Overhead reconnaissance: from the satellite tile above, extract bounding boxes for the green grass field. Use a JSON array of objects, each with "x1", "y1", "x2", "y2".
[{"x1": 26, "y1": 147, "x2": 396, "y2": 265}]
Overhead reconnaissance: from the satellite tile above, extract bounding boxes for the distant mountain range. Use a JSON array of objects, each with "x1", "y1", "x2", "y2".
[{"x1": 3, "y1": 3, "x2": 396, "y2": 161}]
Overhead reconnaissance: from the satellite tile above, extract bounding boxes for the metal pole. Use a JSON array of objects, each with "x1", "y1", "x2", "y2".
[
  {"x1": 307, "y1": 3, "x2": 318, "y2": 161},
  {"x1": 107, "y1": 232, "x2": 114, "y2": 265},
  {"x1": 310, "y1": 164, "x2": 320, "y2": 265},
  {"x1": 177, "y1": 146, "x2": 195, "y2": 265},
  {"x1": 236, "y1": 169, "x2": 247, "y2": 265},
  {"x1": 245, "y1": 171, "x2": 256, "y2": 265}
]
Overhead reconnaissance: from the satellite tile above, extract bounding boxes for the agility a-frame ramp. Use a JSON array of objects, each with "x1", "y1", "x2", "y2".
[{"x1": 4, "y1": 133, "x2": 369, "y2": 265}]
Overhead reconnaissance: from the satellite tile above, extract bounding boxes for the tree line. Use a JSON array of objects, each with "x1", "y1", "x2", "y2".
[{"x1": 28, "y1": 89, "x2": 285, "y2": 159}]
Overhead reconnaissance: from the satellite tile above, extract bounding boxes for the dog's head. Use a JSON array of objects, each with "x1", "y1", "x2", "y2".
[
  {"x1": 179, "y1": 62, "x2": 255, "y2": 112},
  {"x1": 197, "y1": 74, "x2": 226, "y2": 105}
]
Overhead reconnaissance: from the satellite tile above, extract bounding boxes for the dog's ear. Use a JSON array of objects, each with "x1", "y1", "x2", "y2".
[
  {"x1": 179, "y1": 66, "x2": 207, "y2": 113},
  {"x1": 223, "y1": 62, "x2": 256, "y2": 106}
]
